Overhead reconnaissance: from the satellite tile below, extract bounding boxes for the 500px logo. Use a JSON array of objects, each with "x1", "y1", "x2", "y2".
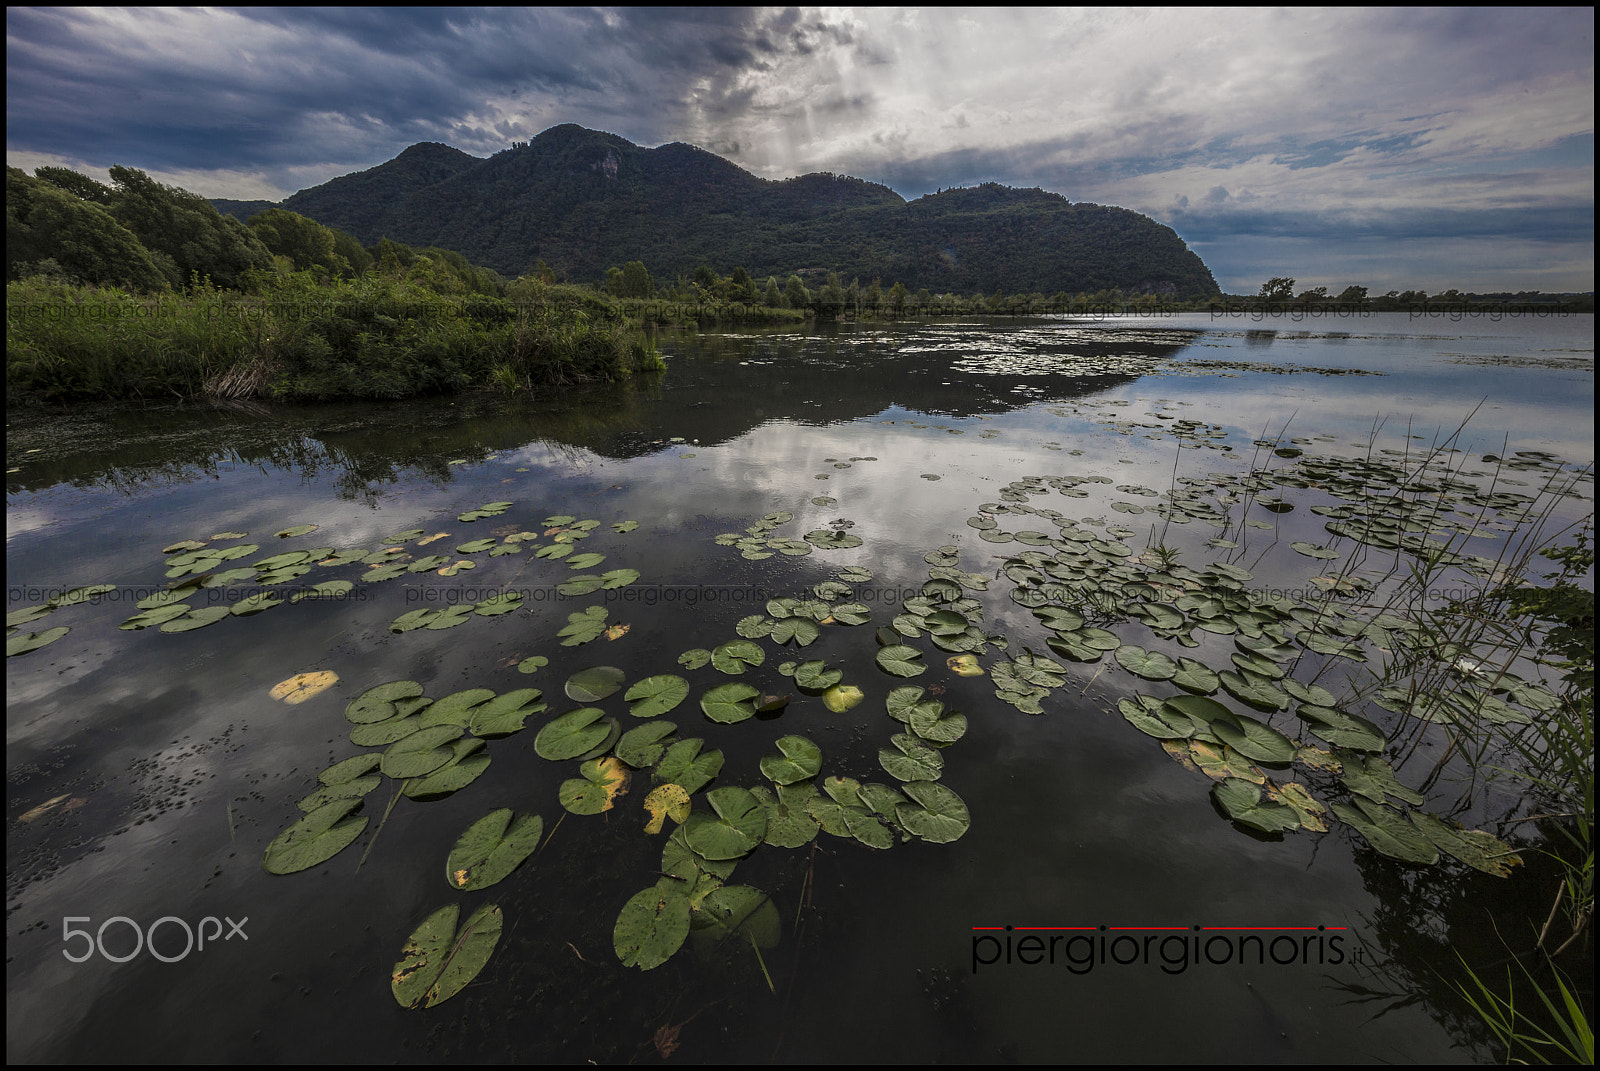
[{"x1": 62, "y1": 915, "x2": 247, "y2": 963}]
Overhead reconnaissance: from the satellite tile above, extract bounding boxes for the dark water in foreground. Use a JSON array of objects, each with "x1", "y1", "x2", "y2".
[{"x1": 6, "y1": 313, "x2": 1593, "y2": 1062}]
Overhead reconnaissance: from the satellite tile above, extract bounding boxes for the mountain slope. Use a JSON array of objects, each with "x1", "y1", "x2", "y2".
[{"x1": 216, "y1": 124, "x2": 1218, "y2": 296}]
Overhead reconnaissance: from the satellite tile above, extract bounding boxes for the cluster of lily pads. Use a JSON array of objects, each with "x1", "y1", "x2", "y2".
[
  {"x1": 713, "y1": 507, "x2": 864, "y2": 559},
  {"x1": 949, "y1": 438, "x2": 1587, "y2": 869},
  {"x1": 247, "y1": 497, "x2": 984, "y2": 1007}
]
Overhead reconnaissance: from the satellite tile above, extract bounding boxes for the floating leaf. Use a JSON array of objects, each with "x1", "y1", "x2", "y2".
[
  {"x1": 895, "y1": 781, "x2": 969, "y2": 842},
  {"x1": 614, "y1": 885, "x2": 692, "y2": 970},
  {"x1": 619, "y1": 722, "x2": 679, "y2": 769},
  {"x1": 392, "y1": 903, "x2": 503, "y2": 1008},
  {"x1": 1409, "y1": 812, "x2": 1522, "y2": 877},
  {"x1": 875, "y1": 644, "x2": 926, "y2": 677},
  {"x1": 159, "y1": 607, "x2": 232, "y2": 633},
  {"x1": 759, "y1": 736, "x2": 822, "y2": 785},
  {"x1": 468, "y1": 689, "x2": 547, "y2": 736},
  {"x1": 711, "y1": 640, "x2": 765, "y2": 675},
  {"x1": 404, "y1": 739, "x2": 492, "y2": 798},
  {"x1": 275, "y1": 524, "x2": 319, "y2": 538},
  {"x1": 565, "y1": 665, "x2": 626, "y2": 703},
  {"x1": 821, "y1": 684, "x2": 865, "y2": 712},
  {"x1": 1331, "y1": 798, "x2": 1439, "y2": 864},
  {"x1": 879, "y1": 734, "x2": 944, "y2": 781},
  {"x1": 534, "y1": 708, "x2": 610, "y2": 761},
  {"x1": 269, "y1": 670, "x2": 339, "y2": 705},
  {"x1": 557, "y1": 606, "x2": 608, "y2": 646},
  {"x1": 446, "y1": 810, "x2": 543, "y2": 890},
  {"x1": 560, "y1": 756, "x2": 632, "y2": 815},
  {"x1": 263, "y1": 798, "x2": 368, "y2": 875},
  {"x1": 516, "y1": 655, "x2": 549, "y2": 675},
  {"x1": 701, "y1": 682, "x2": 761, "y2": 724},
  {"x1": 1212, "y1": 778, "x2": 1300, "y2": 833},
  {"x1": 769, "y1": 618, "x2": 821, "y2": 647},
  {"x1": 620, "y1": 674, "x2": 689, "y2": 718},
  {"x1": 683, "y1": 787, "x2": 768, "y2": 860},
  {"x1": 382, "y1": 726, "x2": 465, "y2": 778},
  {"x1": 678, "y1": 648, "x2": 712, "y2": 669},
  {"x1": 653, "y1": 739, "x2": 724, "y2": 794},
  {"x1": 643, "y1": 784, "x2": 692, "y2": 834},
  {"x1": 1114, "y1": 645, "x2": 1179, "y2": 681}
]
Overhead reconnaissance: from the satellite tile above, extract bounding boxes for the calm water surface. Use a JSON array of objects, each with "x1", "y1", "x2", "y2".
[{"x1": 6, "y1": 312, "x2": 1593, "y2": 1062}]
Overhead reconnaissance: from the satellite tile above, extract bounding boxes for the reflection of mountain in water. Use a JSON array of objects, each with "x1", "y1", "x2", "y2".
[{"x1": 6, "y1": 320, "x2": 1198, "y2": 497}]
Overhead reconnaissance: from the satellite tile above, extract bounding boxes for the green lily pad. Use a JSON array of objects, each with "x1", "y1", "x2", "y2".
[
  {"x1": 1172, "y1": 658, "x2": 1220, "y2": 695},
  {"x1": 382, "y1": 725, "x2": 465, "y2": 779},
  {"x1": 769, "y1": 618, "x2": 821, "y2": 647},
  {"x1": 617, "y1": 721, "x2": 679, "y2": 767},
  {"x1": 565, "y1": 665, "x2": 626, "y2": 703},
  {"x1": 895, "y1": 781, "x2": 970, "y2": 843},
  {"x1": 1296, "y1": 705, "x2": 1385, "y2": 752},
  {"x1": 404, "y1": 739, "x2": 492, "y2": 798},
  {"x1": 678, "y1": 648, "x2": 712, "y2": 670},
  {"x1": 346, "y1": 680, "x2": 425, "y2": 724},
  {"x1": 624, "y1": 675, "x2": 690, "y2": 718},
  {"x1": 711, "y1": 640, "x2": 765, "y2": 675},
  {"x1": 468, "y1": 689, "x2": 547, "y2": 736},
  {"x1": 262, "y1": 797, "x2": 368, "y2": 875},
  {"x1": 517, "y1": 655, "x2": 549, "y2": 675},
  {"x1": 1211, "y1": 713, "x2": 1297, "y2": 764},
  {"x1": 759, "y1": 736, "x2": 822, "y2": 785},
  {"x1": 1212, "y1": 778, "x2": 1301, "y2": 833},
  {"x1": 392, "y1": 902, "x2": 503, "y2": 1008},
  {"x1": 557, "y1": 606, "x2": 608, "y2": 646},
  {"x1": 701, "y1": 682, "x2": 762, "y2": 724},
  {"x1": 534, "y1": 707, "x2": 610, "y2": 760},
  {"x1": 118, "y1": 604, "x2": 192, "y2": 630},
  {"x1": 750, "y1": 783, "x2": 820, "y2": 848},
  {"x1": 875, "y1": 644, "x2": 927, "y2": 677},
  {"x1": 879, "y1": 734, "x2": 944, "y2": 782},
  {"x1": 794, "y1": 660, "x2": 843, "y2": 690},
  {"x1": 1114, "y1": 645, "x2": 1179, "y2": 681},
  {"x1": 559, "y1": 756, "x2": 633, "y2": 815},
  {"x1": 1331, "y1": 798, "x2": 1439, "y2": 864},
  {"x1": 1409, "y1": 812, "x2": 1521, "y2": 876},
  {"x1": 653, "y1": 739, "x2": 724, "y2": 794},
  {"x1": 159, "y1": 606, "x2": 232, "y2": 633},
  {"x1": 614, "y1": 885, "x2": 692, "y2": 971},
  {"x1": 683, "y1": 787, "x2": 769, "y2": 860},
  {"x1": 446, "y1": 810, "x2": 543, "y2": 890}
]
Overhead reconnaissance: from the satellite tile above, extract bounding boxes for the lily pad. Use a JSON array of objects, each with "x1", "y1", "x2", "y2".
[
  {"x1": 759, "y1": 736, "x2": 822, "y2": 785},
  {"x1": 653, "y1": 739, "x2": 724, "y2": 794},
  {"x1": 614, "y1": 885, "x2": 692, "y2": 971},
  {"x1": 821, "y1": 684, "x2": 865, "y2": 712},
  {"x1": 268, "y1": 670, "x2": 339, "y2": 705},
  {"x1": 534, "y1": 707, "x2": 611, "y2": 761},
  {"x1": 559, "y1": 756, "x2": 632, "y2": 815},
  {"x1": 683, "y1": 786, "x2": 769, "y2": 860},
  {"x1": 1212, "y1": 778, "x2": 1300, "y2": 833},
  {"x1": 701, "y1": 682, "x2": 762, "y2": 724},
  {"x1": 875, "y1": 644, "x2": 927, "y2": 678},
  {"x1": 895, "y1": 781, "x2": 970, "y2": 843},
  {"x1": 618, "y1": 722, "x2": 679, "y2": 768},
  {"x1": 678, "y1": 648, "x2": 712, "y2": 670},
  {"x1": 262, "y1": 798, "x2": 368, "y2": 875},
  {"x1": 624, "y1": 675, "x2": 690, "y2": 718},
  {"x1": 392, "y1": 902, "x2": 503, "y2": 1008},
  {"x1": 1114, "y1": 645, "x2": 1179, "y2": 681},
  {"x1": 446, "y1": 810, "x2": 543, "y2": 890},
  {"x1": 711, "y1": 640, "x2": 765, "y2": 675},
  {"x1": 565, "y1": 665, "x2": 626, "y2": 703},
  {"x1": 382, "y1": 726, "x2": 465, "y2": 779}
]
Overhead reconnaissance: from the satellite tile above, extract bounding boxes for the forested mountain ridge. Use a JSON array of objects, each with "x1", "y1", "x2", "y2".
[{"x1": 214, "y1": 123, "x2": 1219, "y2": 296}]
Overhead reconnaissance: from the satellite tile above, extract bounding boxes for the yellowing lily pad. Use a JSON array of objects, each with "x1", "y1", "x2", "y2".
[{"x1": 269, "y1": 671, "x2": 339, "y2": 705}]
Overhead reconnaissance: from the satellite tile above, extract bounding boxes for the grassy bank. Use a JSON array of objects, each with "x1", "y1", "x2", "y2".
[{"x1": 6, "y1": 273, "x2": 664, "y2": 403}]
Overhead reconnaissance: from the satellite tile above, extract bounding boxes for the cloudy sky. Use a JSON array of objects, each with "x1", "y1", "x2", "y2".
[{"x1": 7, "y1": 7, "x2": 1593, "y2": 293}]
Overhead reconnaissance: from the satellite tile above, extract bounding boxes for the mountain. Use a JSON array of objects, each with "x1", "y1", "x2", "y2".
[{"x1": 214, "y1": 124, "x2": 1218, "y2": 296}]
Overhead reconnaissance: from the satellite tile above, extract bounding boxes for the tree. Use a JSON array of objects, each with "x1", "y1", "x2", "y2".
[
  {"x1": 888, "y1": 281, "x2": 908, "y2": 313},
  {"x1": 6, "y1": 166, "x2": 176, "y2": 290},
  {"x1": 619, "y1": 260, "x2": 653, "y2": 299},
  {"x1": 729, "y1": 265, "x2": 752, "y2": 302},
  {"x1": 248, "y1": 208, "x2": 344, "y2": 274},
  {"x1": 1296, "y1": 286, "x2": 1328, "y2": 302},
  {"x1": 106, "y1": 165, "x2": 274, "y2": 289},
  {"x1": 785, "y1": 274, "x2": 809, "y2": 308},
  {"x1": 605, "y1": 265, "x2": 626, "y2": 296},
  {"x1": 763, "y1": 276, "x2": 782, "y2": 307},
  {"x1": 1336, "y1": 285, "x2": 1368, "y2": 303},
  {"x1": 863, "y1": 277, "x2": 883, "y2": 313},
  {"x1": 820, "y1": 272, "x2": 845, "y2": 315},
  {"x1": 1259, "y1": 276, "x2": 1295, "y2": 301}
]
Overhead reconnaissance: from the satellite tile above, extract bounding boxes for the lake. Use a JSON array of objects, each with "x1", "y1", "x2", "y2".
[{"x1": 6, "y1": 310, "x2": 1593, "y2": 1062}]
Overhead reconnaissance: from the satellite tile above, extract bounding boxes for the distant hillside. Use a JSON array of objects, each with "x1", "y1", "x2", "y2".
[{"x1": 214, "y1": 124, "x2": 1219, "y2": 296}]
